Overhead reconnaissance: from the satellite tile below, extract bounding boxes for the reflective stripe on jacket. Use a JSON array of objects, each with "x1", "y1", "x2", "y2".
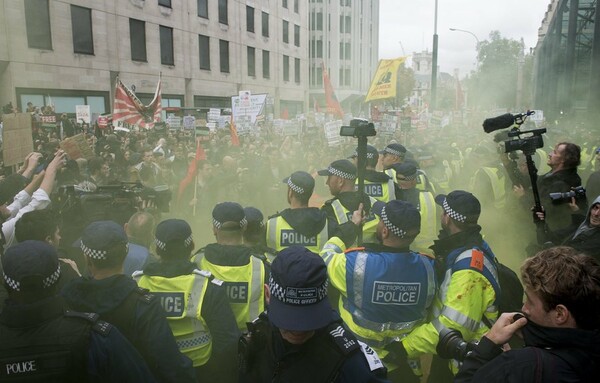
[{"x1": 266, "y1": 216, "x2": 328, "y2": 253}]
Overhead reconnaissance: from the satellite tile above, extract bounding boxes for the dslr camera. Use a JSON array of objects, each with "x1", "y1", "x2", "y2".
[
  {"x1": 340, "y1": 118, "x2": 376, "y2": 138},
  {"x1": 549, "y1": 186, "x2": 586, "y2": 205}
]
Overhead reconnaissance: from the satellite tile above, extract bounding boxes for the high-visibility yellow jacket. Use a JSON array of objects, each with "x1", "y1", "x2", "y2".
[
  {"x1": 192, "y1": 251, "x2": 266, "y2": 331},
  {"x1": 266, "y1": 215, "x2": 328, "y2": 253},
  {"x1": 134, "y1": 269, "x2": 214, "y2": 367},
  {"x1": 327, "y1": 197, "x2": 380, "y2": 244}
]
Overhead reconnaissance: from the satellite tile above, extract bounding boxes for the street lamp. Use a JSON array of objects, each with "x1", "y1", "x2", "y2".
[
  {"x1": 449, "y1": 28, "x2": 480, "y2": 45},
  {"x1": 430, "y1": 0, "x2": 439, "y2": 111}
]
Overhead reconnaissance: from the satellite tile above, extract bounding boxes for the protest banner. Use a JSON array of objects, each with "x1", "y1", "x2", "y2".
[
  {"x1": 2, "y1": 113, "x2": 34, "y2": 166},
  {"x1": 59, "y1": 133, "x2": 94, "y2": 160},
  {"x1": 324, "y1": 120, "x2": 342, "y2": 147},
  {"x1": 76, "y1": 105, "x2": 91, "y2": 124}
]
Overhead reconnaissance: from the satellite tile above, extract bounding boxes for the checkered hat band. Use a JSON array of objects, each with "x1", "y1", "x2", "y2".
[
  {"x1": 3, "y1": 272, "x2": 20, "y2": 291},
  {"x1": 398, "y1": 173, "x2": 417, "y2": 181},
  {"x1": 328, "y1": 166, "x2": 355, "y2": 180},
  {"x1": 443, "y1": 199, "x2": 467, "y2": 223},
  {"x1": 81, "y1": 243, "x2": 107, "y2": 260},
  {"x1": 384, "y1": 148, "x2": 404, "y2": 157},
  {"x1": 155, "y1": 235, "x2": 193, "y2": 250},
  {"x1": 268, "y1": 275, "x2": 328, "y2": 306},
  {"x1": 353, "y1": 151, "x2": 376, "y2": 159},
  {"x1": 213, "y1": 217, "x2": 248, "y2": 229},
  {"x1": 287, "y1": 178, "x2": 305, "y2": 194},
  {"x1": 3, "y1": 263, "x2": 61, "y2": 292},
  {"x1": 381, "y1": 206, "x2": 406, "y2": 238}
]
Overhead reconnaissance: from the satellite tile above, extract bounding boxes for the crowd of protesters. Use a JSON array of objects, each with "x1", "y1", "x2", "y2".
[{"x1": 0, "y1": 100, "x2": 599, "y2": 382}]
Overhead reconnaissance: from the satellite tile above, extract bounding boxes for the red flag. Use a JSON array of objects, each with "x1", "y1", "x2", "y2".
[
  {"x1": 113, "y1": 77, "x2": 162, "y2": 129},
  {"x1": 281, "y1": 107, "x2": 289, "y2": 120},
  {"x1": 313, "y1": 97, "x2": 321, "y2": 113},
  {"x1": 177, "y1": 140, "x2": 203, "y2": 206},
  {"x1": 230, "y1": 115, "x2": 240, "y2": 146},
  {"x1": 322, "y1": 63, "x2": 344, "y2": 118}
]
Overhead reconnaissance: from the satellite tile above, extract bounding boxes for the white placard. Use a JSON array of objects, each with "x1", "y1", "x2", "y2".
[
  {"x1": 324, "y1": 120, "x2": 342, "y2": 147},
  {"x1": 207, "y1": 108, "x2": 221, "y2": 122},
  {"x1": 231, "y1": 93, "x2": 267, "y2": 124},
  {"x1": 76, "y1": 105, "x2": 91, "y2": 124},
  {"x1": 183, "y1": 115, "x2": 196, "y2": 130}
]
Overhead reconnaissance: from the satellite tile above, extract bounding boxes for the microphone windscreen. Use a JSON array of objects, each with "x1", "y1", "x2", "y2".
[{"x1": 482, "y1": 113, "x2": 515, "y2": 134}]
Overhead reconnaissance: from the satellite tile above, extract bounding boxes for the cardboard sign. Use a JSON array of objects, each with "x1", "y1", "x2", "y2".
[
  {"x1": 59, "y1": 133, "x2": 94, "y2": 160},
  {"x1": 76, "y1": 105, "x2": 91, "y2": 124},
  {"x1": 2, "y1": 113, "x2": 34, "y2": 166},
  {"x1": 324, "y1": 120, "x2": 342, "y2": 147}
]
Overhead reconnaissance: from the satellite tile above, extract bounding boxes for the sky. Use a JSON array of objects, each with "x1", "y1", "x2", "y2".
[{"x1": 378, "y1": 0, "x2": 551, "y2": 76}]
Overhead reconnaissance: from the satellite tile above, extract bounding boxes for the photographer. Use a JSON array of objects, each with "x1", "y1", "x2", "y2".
[
  {"x1": 456, "y1": 247, "x2": 600, "y2": 382},
  {"x1": 535, "y1": 196, "x2": 600, "y2": 260},
  {"x1": 538, "y1": 142, "x2": 587, "y2": 232}
]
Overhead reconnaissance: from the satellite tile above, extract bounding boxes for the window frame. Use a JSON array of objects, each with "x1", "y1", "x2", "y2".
[
  {"x1": 198, "y1": 34, "x2": 210, "y2": 70},
  {"x1": 197, "y1": 0, "x2": 208, "y2": 18},
  {"x1": 218, "y1": 0, "x2": 228, "y2": 25},
  {"x1": 246, "y1": 6, "x2": 255, "y2": 33},
  {"x1": 24, "y1": 0, "x2": 52, "y2": 50},
  {"x1": 71, "y1": 5, "x2": 94, "y2": 55},
  {"x1": 129, "y1": 18, "x2": 147, "y2": 62},
  {"x1": 219, "y1": 39, "x2": 230, "y2": 73},
  {"x1": 159, "y1": 25, "x2": 175, "y2": 66}
]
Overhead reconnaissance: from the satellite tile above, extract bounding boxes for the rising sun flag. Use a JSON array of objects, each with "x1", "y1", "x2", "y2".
[
  {"x1": 364, "y1": 57, "x2": 407, "y2": 103},
  {"x1": 113, "y1": 76, "x2": 162, "y2": 129}
]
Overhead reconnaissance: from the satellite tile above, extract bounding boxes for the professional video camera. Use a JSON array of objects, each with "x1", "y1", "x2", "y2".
[
  {"x1": 549, "y1": 186, "x2": 586, "y2": 205},
  {"x1": 340, "y1": 118, "x2": 376, "y2": 137}
]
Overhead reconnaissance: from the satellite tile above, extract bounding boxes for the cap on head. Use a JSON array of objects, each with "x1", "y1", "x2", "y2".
[
  {"x1": 381, "y1": 143, "x2": 407, "y2": 158},
  {"x1": 349, "y1": 145, "x2": 379, "y2": 166},
  {"x1": 244, "y1": 206, "x2": 264, "y2": 229},
  {"x1": 392, "y1": 162, "x2": 418, "y2": 181},
  {"x1": 268, "y1": 246, "x2": 332, "y2": 331},
  {"x1": 81, "y1": 221, "x2": 128, "y2": 261},
  {"x1": 374, "y1": 200, "x2": 421, "y2": 238},
  {"x1": 155, "y1": 219, "x2": 193, "y2": 253},
  {"x1": 317, "y1": 159, "x2": 357, "y2": 180},
  {"x1": 435, "y1": 190, "x2": 481, "y2": 224},
  {"x1": 212, "y1": 202, "x2": 247, "y2": 230},
  {"x1": 282, "y1": 171, "x2": 315, "y2": 196},
  {"x1": 2, "y1": 240, "x2": 60, "y2": 292}
]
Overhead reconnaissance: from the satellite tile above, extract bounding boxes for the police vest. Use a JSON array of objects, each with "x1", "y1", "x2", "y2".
[
  {"x1": 192, "y1": 252, "x2": 266, "y2": 331},
  {"x1": 384, "y1": 168, "x2": 397, "y2": 182},
  {"x1": 411, "y1": 191, "x2": 437, "y2": 255},
  {"x1": 133, "y1": 269, "x2": 214, "y2": 367},
  {"x1": 470, "y1": 167, "x2": 506, "y2": 209},
  {"x1": 97, "y1": 287, "x2": 154, "y2": 345},
  {"x1": 433, "y1": 242, "x2": 500, "y2": 337},
  {"x1": 579, "y1": 146, "x2": 592, "y2": 171},
  {"x1": 339, "y1": 248, "x2": 436, "y2": 351},
  {"x1": 0, "y1": 310, "x2": 109, "y2": 382},
  {"x1": 355, "y1": 178, "x2": 396, "y2": 202},
  {"x1": 329, "y1": 197, "x2": 380, "y2": 244},
  {"x1": 266, "y1": 216, "x2": 328, "y2": 253},
  {"x1": 416, "y1": 170, "x2": 436, "y2": 194}
]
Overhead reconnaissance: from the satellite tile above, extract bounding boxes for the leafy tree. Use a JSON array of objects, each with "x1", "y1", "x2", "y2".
[
  {"x1": 396, "y1": 63, "x2": 416, "y2": 107},
  {"x1": 466, "y1": 31, "x2": 532, "y2": 110}
]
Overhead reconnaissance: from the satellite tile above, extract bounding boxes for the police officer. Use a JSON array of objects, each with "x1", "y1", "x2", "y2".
[
  {"x1": 239, "y1": 246, "x2": 388, "y2": 383},
  {"x1": 320, "y1": 200, "x2": 437, "y2": 383},
  {"x1": 0, "y1": 240, "x2": 157, "y2": 382},
  {"x1": 399, "y1": 191, "x2": 500, "y2": 382},
  {"x1": 349, "y1": 145, "x2": 396, "y2": 202},
  {"x1": 319, "y1": 159, "x2": 383, "y2": 244},
  {"x1": 392, "y1": 162, "x2": 438, "y2": 256},
  {"x1": 242, "y1": 206, "x2": 277, "y2": 262},
  {"x1": 469, "y1": 145, "x2": 507, "y2": 211},
  {"x1": 133, "y1": 219, "x2": 240, "y2": 383},
  {"x1": 381, "y1": 143, "x2": 407, "y2": 180},
  {"x1": 192, "y1": 202, "x2": 269, "y2": 331},
  {"x1": 62, "y1": 221, "x2": 197, "y2": 383},
  {"x1": 266, "y1": 171, "x2": 334, "y2": 253}
]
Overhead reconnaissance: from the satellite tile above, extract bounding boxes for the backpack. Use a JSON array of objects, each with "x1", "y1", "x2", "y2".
[{"x1": 494, "y1": 261, "x2": 524, "y2": 314}]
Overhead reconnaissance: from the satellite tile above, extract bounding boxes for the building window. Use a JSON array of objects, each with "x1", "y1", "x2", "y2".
[
  {"x1": 158, "y1": 0, "x2": 171, "y2": 7},
  {"x1": 339, "y1": 42, "x2": 351, "y2": 60},
  {"x1": 311, "y1": 39, "x2": 323, "y2": 58},
  {"x1": 262, "y1": 12, "x2": 269, "y2": 37},
  {"x1": 294, "y1": 24, "x2": 300, "y2": 47},
  {"x1": 283, "y1": 0, "x2": 288, "y2": 9},
  {"x1": 198, "y1": 34, "x2": 210, "y2": 70},
  {"x1": 71, "y1": 5, "x2": 94, "y2": 55},
  {"x1": 283, "y1": 20, "x2": 289, "y2": 43},
  {"x1": 219, "y1": 39, "x2": 229, "y2": 73},
  {"x1": 198, "y1": 0, "x2": 208, "y2": 18},
  {"x1": 129, "y1": 19, "x2": 147, "y2": 62},
  {"x1": 25, "y1": 0, "x2": 52, "y2": 50},
  {"x1": 345, "y1": 68, "x2": 351, "y2": 86},
  {"x1": 263, "y1": 50, "x2": 270, "y2": 78},
  {"x1": 341, "y1": 16, "x2": 351, "y2": 33},
  {"x1": 283, "y1": 55, "x2": 290, "y2": 81},
  {"x1": 246, "y1": 6, "x2": 254, "y2": 32},
  {"x1": 218, "y1": 0, "x2": 228, "y2": 24},
  {"x1": 294, "y1": 0, "x2": 299, "y2": 13},
  {"x1": 247, "y1": 47, "x2": 256, "y2": 77},
  {"x1": 295, "y1": 58, "x2": 300, "y2": 83},
  {"x1": 160, "y1": 26, "x2": 174, "y2": 65}
]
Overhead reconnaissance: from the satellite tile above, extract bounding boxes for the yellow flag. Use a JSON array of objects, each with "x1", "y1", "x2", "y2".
[{"x1": 364, "y1": 57, "x2": 407, "y2": 103}]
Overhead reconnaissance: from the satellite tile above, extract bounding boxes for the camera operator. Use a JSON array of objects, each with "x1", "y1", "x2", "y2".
[
  {"x1": 455, "y1": 247, "x2": 600, "y2": 382},
  {"x1": 535, "y1": 196, "x2": 600, "y2": 260},
  {"x1": 539, "y1": 142, "x2": 587, "y2": 232}
]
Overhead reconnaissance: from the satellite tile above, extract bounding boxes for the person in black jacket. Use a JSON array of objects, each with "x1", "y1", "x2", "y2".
[
  {"x1": 61, "y1": 220, "x2": 197, "y2": 383},
  {"x1": 0, "y1": 240, "x2": 157, "y2": 382},
  {"x1": 536, "y1": 195, "x2": 600, "y2": 261},
  {"x1": 456, "y1": 246, "x2": 600, "y2": 382},
  {"x1": 239, "y1": 246, "x2": 389, "y2": 383}
]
